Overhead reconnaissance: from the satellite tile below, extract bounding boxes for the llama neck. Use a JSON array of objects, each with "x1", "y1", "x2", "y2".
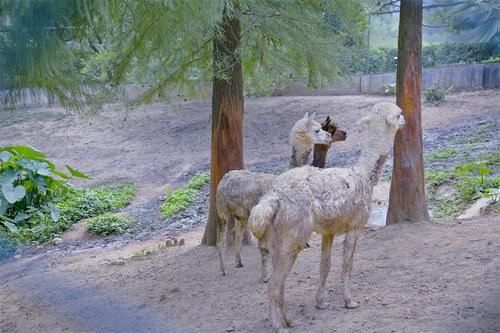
[
  {"x1": 357, "y1": 152, "x2": 388, "y2": 186},
  {"x1": 290, "y1": 146, "x2": 312, "y2": 168}
]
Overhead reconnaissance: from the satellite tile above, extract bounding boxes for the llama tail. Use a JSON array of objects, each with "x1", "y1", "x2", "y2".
[{"x1": 249, "y1": 193, "x2": 279, "y2": 239}]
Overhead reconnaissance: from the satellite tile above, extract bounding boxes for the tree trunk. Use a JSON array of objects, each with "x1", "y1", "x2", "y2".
[
  {"x1": 202, "y1": 4, "x2": 244, "y2": 245},
  {"x1": 386, "y1": 0, "x2": 430, "y2": 225}
]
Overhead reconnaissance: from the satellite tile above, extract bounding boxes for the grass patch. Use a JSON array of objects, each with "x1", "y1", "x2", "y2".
[
  {"x1": 86, "y1": 213, "x2": 133, "y2": 236},
  {"x1": 160, "y1": 172, "x2": 210, "y2": 219},
  {"x1": 426, "y1": 147, "x2": 462, "y2": 161},
  {"x1": 14, "y1": 183, "x2": 136, "y2": 244},
  {"x1": 426, "y1": 152, "x2": 499, "y2": 220}
]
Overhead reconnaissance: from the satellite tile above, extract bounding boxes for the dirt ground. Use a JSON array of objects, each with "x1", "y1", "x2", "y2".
[{"x1": 0, "y1": 90, "x2": 499, "y2": 332}]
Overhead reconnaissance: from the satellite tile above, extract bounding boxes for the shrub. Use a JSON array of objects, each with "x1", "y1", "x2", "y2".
[
  {"x1": 0, "y1": 145, "x2": 89, "y2": 233},
  {"x1": 86, "y1": 213, "x2": 133, "y2": 236},
  {"x1": 14, "y1": 183, "x2": 136, "y2": 243},
  {"x1": 383, "y1": 83, "x2": 396, "y2": 95},
  {"x1": 424, "y1": 88, "x2": 446, "y2": 105}
]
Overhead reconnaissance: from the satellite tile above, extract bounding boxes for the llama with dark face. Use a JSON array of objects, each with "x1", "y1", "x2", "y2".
[{"x1": 249, "y1": 102, "x2": 405, "y2": 333}]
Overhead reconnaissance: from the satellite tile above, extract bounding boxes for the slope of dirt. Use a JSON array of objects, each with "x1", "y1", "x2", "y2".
[
  {"x1": 0, "y1": 90, "x2": 499, "y2": 333},
  {"x1": 1, "y1": 217, "x2": 498, "y2": 333},
  {"x1": 0, "y1": 90, "x2": 498, "y2": 255}
]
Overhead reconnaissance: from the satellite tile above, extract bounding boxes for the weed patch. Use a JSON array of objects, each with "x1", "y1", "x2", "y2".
[
  {"x1": 161, "y1": 172, "x2": 209, "y2": 219},
  {"x1": 86, "y1": 213, "x2": 133, "y2": 236}
]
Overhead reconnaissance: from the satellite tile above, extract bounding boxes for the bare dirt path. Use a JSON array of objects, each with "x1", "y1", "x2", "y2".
[
  {"x1": 0, "y1": 90, "x2": 499, "y2": 332},
  {"x1": 1, "y1": 217, "x2": 498, "y2": 333}
]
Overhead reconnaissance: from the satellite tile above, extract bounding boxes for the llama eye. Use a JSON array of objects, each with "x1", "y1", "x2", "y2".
[{"x1": 315, "y1": 129, "x2": 320, "y2": 133}]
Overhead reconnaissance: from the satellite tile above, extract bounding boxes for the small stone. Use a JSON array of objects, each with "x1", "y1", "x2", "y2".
[
  {"x1": 173, "y1": 238, "x2": 178, "y2": 246},
  {"x1": 52, "y1": 237, "x2": 63, "y2": 245},
  {"x1": 159, "y1": 294, "x2": 167, "y2": 303},
  {"x1": 487, "y1": 240, "x2": 493, "y2": 245},
  {"x1": 226, "y1": 326, "x2": 235, "y2": 332},
  {"x1": 165, "y1": 239, "x2": 173, "y2": 247},
  {"x1": 178, "y1": 239, "x2": 185, "y2": 246},
  {"x1": 14, "y1": 254, "x2": 21, "y2": 259}
]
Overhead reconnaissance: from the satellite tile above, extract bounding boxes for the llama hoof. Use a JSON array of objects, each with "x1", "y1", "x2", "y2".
[
  {"x1": 235, "y1": 262, "x2": 244, "y2": 268},
  {"x1": 260, "y1": 276, "x2": 270, "y2": 283},
  {"x1": 273, "y1": 328, "x2": 289, "y2": 333},
  {"x1": 345, "y1": 300, "x2": 360, "y2": 309},
  {"x1": 315, "y1": 300, "x2": 330, "y2": 310},
  {"x1": 284, "y1": 317, "x2": 300, "y2": 328}
]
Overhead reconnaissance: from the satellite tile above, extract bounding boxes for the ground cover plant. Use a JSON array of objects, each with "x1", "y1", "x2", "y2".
[
  {"x1": 14, "y1": 184, "x2": 136, "y2": 243},
  {"x1": 161, "y1": 172, "x2": 209, "y2": 219},
  {"x1": 86, "y1": 213, "x2": 133, "y2": 236}
]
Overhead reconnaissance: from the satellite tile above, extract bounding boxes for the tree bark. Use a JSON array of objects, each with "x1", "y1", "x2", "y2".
[
  {"x1": 386, "y1": 0, "x2": 430, "y2": 224},
  {"x1": 202, "y1": 4, "x2": 244, "y2": 245}
]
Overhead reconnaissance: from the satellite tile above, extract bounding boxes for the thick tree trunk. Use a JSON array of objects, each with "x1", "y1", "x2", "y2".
[
  {"x1": 202, "y1": 4, "x2": 244, "y2": 245},
  {"x1": 386, "y1": 0, "x2": 430, "y2": 224}
]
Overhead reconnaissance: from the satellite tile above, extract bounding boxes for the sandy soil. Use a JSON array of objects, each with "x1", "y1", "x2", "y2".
[
  {"x1": 0, "y1": 90, "x2": 499, "y2": 332},
  {"x1": 1, "y1": 217, "x2": 498, "y2": 333}
]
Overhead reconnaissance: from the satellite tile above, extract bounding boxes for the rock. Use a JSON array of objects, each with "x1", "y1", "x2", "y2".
[
  {"x1": 225, "y1": 326, "x2": 235, "y2": 332},
  {"x1": 435, "y1": 184, "x2": 456, "y2": 200},
  {"x1": 458, "y1": 197, "x2": 494, "y2": 219},
  {"x1": 165, "y1": 239, "x2": 174, "y2": 247},
  {"x1": 52, "y1": 237, "x2": 63, "y2": 245},
  {"x1": 178, "y1": 238, "x2": 185, "y2": 246}
]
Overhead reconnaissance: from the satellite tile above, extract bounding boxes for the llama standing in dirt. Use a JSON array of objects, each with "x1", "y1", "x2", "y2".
[
  {"x1": 216, "y1": 113, "x2": 345, "y2": 278},
  {"x1": 249, "y1": 102, "x2": 405, "y2": 332}
]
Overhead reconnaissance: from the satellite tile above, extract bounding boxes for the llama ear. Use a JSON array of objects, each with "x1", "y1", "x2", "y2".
[
  {"x1": 357, "y1": 115, "x2": 371, "y2": 128},
  {"x1": 303, "y1": 112, "x2": 309, "y2": 120}
]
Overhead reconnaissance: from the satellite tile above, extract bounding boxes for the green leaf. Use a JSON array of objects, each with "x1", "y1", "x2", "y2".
[
  {"x1": 66, "y1": 165, "x2": 91, "y2": 179},
  {"x1": 1, "y1": 183, "x2": 27, "y2": 204},
  {"x1": 0, "y1": 197, "x2": 10, "y2": 215},
  {"x1": 53, "y1": 169, "x2": 70, "y2": 179},
  {"x1": 49, "y1": 205, "x2": 60, "y2": 222},
  {"x1": 11, "y1": 145, "x2": 47, "y2": 159},
  {"x1": 1, "y1": 220, "x2": 19, "y2": 233},
  {"x1": 0, "y1": 167, "x2": 19, "y2": 186},
  {"x1": 0, "y1": 151, "x2": 13, "y2": 163},
  {"x1": 13, "y1": 212, "x2": 30, "y2": 223}
]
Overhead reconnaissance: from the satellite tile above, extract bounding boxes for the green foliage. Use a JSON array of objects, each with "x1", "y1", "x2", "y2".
[
  {"x1": 0, "y1": 145, "x2": 89, "y2": 233},
  {"x1": 186, "y1": 172, "x2": 210, "y2": 190},
  {"x1": 356, "y1": 42, "x2": 498, "y2": 75},
  {"x1": 1, "y1": 0, "x2": 367, "y2": 109},
  {"x1": 424, "y1": 88, "x2": 446, "y2": 105},
  {"x1": 161, "y1": 188, "x2": 198, "y2": 219},
  {"x1": 160, "y1": 172, "x2": 210, "y2": 219},
  {"x1": 86, "y1": 213, "x2": 132, "y2": 236},
  {"x1": 13, "y1": 184, "x2": 136, "y2": 243},
  {"x1": 426, "y1": 147, "x2": 461, "y2": 161},
  {"x1": 426, "y1": 152, "x2": 500, "y2": 220}
]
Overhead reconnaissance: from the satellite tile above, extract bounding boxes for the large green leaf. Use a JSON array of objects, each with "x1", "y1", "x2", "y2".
[
  {"x1": 66, "y1": 165, "x2": 91, "y2": 179},
  {"x1": 1, "y1": 183, "x2": 26, "y2": 203},
  {"x1": 0, "y1": 151, "x2": 13, "y2": 163},
  {"x1": 10, "y1": 145, "x2": 47, "y2": 160},
  {"x1": 0, "y1": 167, "x2": 19, "y2": 186},
  {"x1": 0, "y1": 197, "x2": 10, "y2": 215},
  {"x1": 0, "y1": 220, "x2": 19, "y2": 233}
]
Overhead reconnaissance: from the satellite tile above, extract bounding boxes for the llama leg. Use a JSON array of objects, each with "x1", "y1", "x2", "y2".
[
  {"x1": 342, "y1": 229, "x2": 361, "y2": 309},
  {"x1": 315, "y1": 233, "x2": 335, "y2": 309},
  {"x1": 234, "y1": 219, "x2": 244, "y2": 268},
  {"x1": 217, "y1": 220, "x2": 227, "y2": 276},
  {"x1": 258, "y1": 239, "x2": 271, "y2": 283},
  {"x1": 268, "y1": 250, "x2": 298, "y2": 333}
]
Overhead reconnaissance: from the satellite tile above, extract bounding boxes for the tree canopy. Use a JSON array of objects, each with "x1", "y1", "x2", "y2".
[{"x1": 0, "y1": 0, "x2": 367, "y2": 111}]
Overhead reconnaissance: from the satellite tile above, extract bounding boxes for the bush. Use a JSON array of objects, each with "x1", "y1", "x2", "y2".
[
  {"x1": 186, "y1": 172, "x2": 210, "y2": 190},
  {"x1": 0, "y1": 145, "x2": 89, "y2": 233},
  {"x1": 86, "y1": 213, "x2": 133, "y2": 236},
  {"x1": 13, "y1": 183, "x2": 136, "y2": 243},
  {"x1": 424, "y1": 88, "x2": 446, "y2": 105}
]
